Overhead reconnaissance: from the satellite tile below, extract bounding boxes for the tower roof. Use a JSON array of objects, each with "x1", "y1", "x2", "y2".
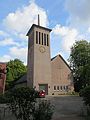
[{"x1": 26, "y1": 24, "x2": 52, "y2": 36}]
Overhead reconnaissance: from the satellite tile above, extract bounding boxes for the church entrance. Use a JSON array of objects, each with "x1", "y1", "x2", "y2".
[{"x1": 39, "y1": 84, "x2": 48, "y2": 95}]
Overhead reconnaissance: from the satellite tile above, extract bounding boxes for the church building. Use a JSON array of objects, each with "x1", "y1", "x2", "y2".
[{"x1": 15, "y1": 16, "x2": 74, "y2": 95}]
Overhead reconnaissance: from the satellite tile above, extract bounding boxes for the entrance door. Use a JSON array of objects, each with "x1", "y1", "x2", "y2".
[{"x1": 39, "y1": 84, "x2": 48, "y2": 95}]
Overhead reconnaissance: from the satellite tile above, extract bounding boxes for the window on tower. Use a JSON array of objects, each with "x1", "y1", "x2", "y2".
[
  {"x1": 39, "y1": 32, "x2": 41, "y2": 44},
  {"x1": 44, "y1": 33, "x2": 46, "y2": 45},
  {"x1": 36, "y1": 31, "x2": 38, "y2": 44},
  {"x1": 42, "y1": 33, "x2": 43, "y2": 45},
  {"x1": 47, "y1": 34, "x2": 49, "y2": 46}
]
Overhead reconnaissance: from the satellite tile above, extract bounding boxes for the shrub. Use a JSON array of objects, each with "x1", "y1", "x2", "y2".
[
  {"x1": 6, "y1": 87, "x2": 38, "y2": 120},
  {"x1": 33, "y1": 100, "x2": 54, "y2": 120},
  {"x1": 2, "y1": 87, "x2": 54, "y2": 120},
  {"x1": 79, "y1": 86, "x2": 90, "y2": 106},
  {"x1": 0, "y1": 92, "x2": 10, "y2": 104},
  {"x1": 0, "y1": 94, "x2": 5, "y2": 103}
]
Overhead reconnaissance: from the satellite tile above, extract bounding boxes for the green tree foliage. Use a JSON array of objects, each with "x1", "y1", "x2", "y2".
[
  {"x1": 6, "y1": 59, "x2": 27, "y2": 82},
  {"x1": 6, "y1": 59, "x2": 27, "y2": 89},
  {"x1": 69, "y1": 40, "x2": 90, "y2": 91},
  {"x1": 80, "y1": 86, "x2": 90, "y2": 107}
]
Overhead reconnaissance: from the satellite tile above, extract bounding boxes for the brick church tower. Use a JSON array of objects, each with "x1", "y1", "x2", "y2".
[{"x1": 26, "y1": 15, "x2": 52, "y2": 95}]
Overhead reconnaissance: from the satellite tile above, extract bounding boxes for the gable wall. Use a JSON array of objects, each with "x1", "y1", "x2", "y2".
[{"x1": 51, "y1": 55, "x2": 74, "y2": 95}]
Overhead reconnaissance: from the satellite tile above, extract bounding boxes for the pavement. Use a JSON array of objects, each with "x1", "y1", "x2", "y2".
[{"x1": 46, "y1": 96, "x2": 85, "y2": 120}]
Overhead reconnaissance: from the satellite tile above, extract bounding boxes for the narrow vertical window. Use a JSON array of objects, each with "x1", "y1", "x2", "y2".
[
  {"x1": 60, "y1": 86, "x2": 62, "y2": 90},
  {"x1": 36, "y1": 31, "x2": 38, "y2": 44},
  {"x1": 63, "y1": 86, "x2": 65, "y2": 91},
  {"x1": 47, "y1": 34, "x2": 49, "y2": 46},
  {"x1": 42, "y1": 33, "x2": 43, "y2": 45},
  {"x1": 44, "y1": 33, "x2": 46, "y2": 45},
  {"x1": 57, "y1": 86, "x2": 59, "y2": 90},
  {"x1": 66, "y1": 86, "x2": 68, "y2": 90},
  {"x1": 39, "y1": 32, "x2": 41, "y2": 44},
  {"x1": 54, "y1": 86, "x2": 56, "y2": 90}
]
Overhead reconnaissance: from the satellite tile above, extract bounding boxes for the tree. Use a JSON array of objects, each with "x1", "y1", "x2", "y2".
[
  {"x1": 79, "y1": 86, "x2": 90, "y2": 107},
  {"x1": 6, "y1": 59, "x2": 27, "y2": 88},
  {"x1": 69, "y1": 40, "x2": 90, "y2": 92}
]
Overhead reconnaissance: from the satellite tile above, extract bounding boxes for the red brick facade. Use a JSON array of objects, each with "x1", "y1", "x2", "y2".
[{"x1": 0, "y1": 63, "x2": 6, "y2": 94}]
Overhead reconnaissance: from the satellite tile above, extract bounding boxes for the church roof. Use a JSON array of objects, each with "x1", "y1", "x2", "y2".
[
  {"x1": 51, "y1": 54, "x2": 72, "y2": 71},
  {"x1": 15, "y1": 74, "x2": 27, "y2": 84},
  {"x1": 26, "y1": 24, "x2": 52, "y2": 36},
  {"x1": 0, "y1": 62, "x2": 6, "y2": 64}
]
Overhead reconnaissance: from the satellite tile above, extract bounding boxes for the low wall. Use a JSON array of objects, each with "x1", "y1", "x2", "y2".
[{"x1": 0, "y1": 104, "x2": 16, "y2": 120}]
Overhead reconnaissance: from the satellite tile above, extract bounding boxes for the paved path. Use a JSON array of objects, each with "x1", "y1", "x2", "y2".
[{"x1": 47, "y1": 96, "x2": 85, "y2": 120}]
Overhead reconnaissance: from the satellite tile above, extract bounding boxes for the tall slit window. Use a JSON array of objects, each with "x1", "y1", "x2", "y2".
[
  {"x1": 60, "y1": 86, "x2": 62, "y2": 90},
  {"x1": 42, "y1": 33, "x2": 43, "y2": 45},
  {"x1": 54, "y1": 86, "x2": 56, "y2": 90},
  {"x1": 36, "y1": 31, "x2": 38, "y2": 44},
  {"x1": 47, "y1": 34, "x2": 49, "y2": 46},
  {"x1": 57, "y1": 86, "x2": 59, "y2": 90},
  {"x1": 39, "y1": 32, "x2": 41, "y2": 44},
  {"x1": 63, "y1": 86, "x2": 65, "y2": 91},
  {"x1": 66, "y1": 86, "x2": 68, "y2": 90},
  {"x1": 44, "y1": 33, "x2": 46, "y2": 45}
]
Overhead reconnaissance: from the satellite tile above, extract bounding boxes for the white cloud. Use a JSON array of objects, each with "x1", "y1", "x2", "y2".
[
  {"x1": 87, "y1": 27, "x2": 90, "y2": 33},
  {"x1": 1, "y1": 1, "x2": 48, "y2": 64},
  {"x1": 52, "y1": 24, "x2": 79, "y2": 51},
  {"x1": 9, "y1": 47, "x2": 27, "y2": 65},
  {"x1": 0, "y1": 38, "x2": 20, "y2": 46},
  {"x1": 65, "y1": 0, "x2": 90, "y2": 27},
  {"x1": 0, "y1": 55, "x2": 12, "y2": 62},
  {"x1": 3, "y1": 1, "x2": 48, "y2": 33},
  {"x1": 0, "y1": 30, "x2": 9, "y2": 37},
  {"x1": 19, "y1": 33, "x2": 28, "y2": 41}
]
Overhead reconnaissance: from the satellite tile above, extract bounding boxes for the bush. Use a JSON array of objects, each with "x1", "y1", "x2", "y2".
[
  {"x1": 1, "y1": 87, "x2": 54, "y2": 120},
  {"x1": 6, "y1": 87, "x2": 38, "y2": 120},
  {"x1": 79, "y1": 86, "x2": 90, "y2": 106},
  {"x1": 0, "y1": 94, "x2": 6, "y2": 103},
  {"x1": 33, "y1": 100, "x2": 54, "y2": 120},
  {"x1": 0, "y1": 92, "x2": 10, "y2": 104}
]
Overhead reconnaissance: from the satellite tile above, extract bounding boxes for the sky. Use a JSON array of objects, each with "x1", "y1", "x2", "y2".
[{"x1": 0, "y1": 0, "x2": 90, "y2": 65}]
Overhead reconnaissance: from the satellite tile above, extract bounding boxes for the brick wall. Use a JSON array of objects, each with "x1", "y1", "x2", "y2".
[{"x1": 0, "y1": 63, "x2": 6, "y2": 94}]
